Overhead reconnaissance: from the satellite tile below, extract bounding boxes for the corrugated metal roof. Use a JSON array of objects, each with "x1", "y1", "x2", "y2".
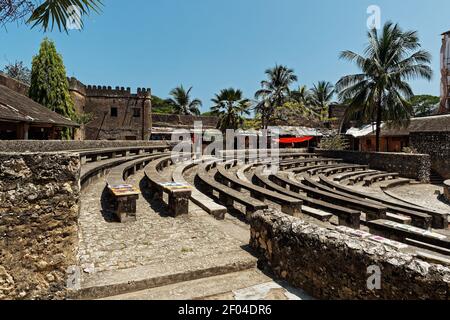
[
  {"x1": 0, "y1": 84, "x2": 78, "y2": 127},
  {"x1": 346, "y1": 115, "x2": 450, "y2": 137}
]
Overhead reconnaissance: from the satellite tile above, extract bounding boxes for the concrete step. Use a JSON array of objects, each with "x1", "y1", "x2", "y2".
[
  {"x1": 100, "y1": 269, "x2": 313, "y2": 300},
  {"x1": 74, "y1": 250, "x2": 258, "y2": 300}
]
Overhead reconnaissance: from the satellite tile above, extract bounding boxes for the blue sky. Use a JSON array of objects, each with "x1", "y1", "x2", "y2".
[{"x1": 1, "y1": 0, "x2": 449, "y2": 113}]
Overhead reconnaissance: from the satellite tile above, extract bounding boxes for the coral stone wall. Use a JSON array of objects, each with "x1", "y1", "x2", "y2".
[
  {"x1": 444, "y1": 180, "x2": 450, "y2": 203},
  {"x1": 315, "y1": 149, "x2": 431, "y2": 182},
  {"x1": 0, "y1": 140, "x2": 170, "y2": 153},
  {"x1": 0, "y1": 153, "x2": 81, "y2": 300},
  {"x1": 410, "y1": 132, "x2": 450, "y2": 179},
  {"x1": 152, "y1": 114, "x2": 219, "y2": 129},
  {"x1": 250, "y1": 210, "x2": 450, "y2": 300}
]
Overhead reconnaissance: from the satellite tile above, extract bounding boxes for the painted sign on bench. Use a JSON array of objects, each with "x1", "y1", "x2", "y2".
[
  {"x1": 160, "y1": 182, "x2": 192, "y2": 191},
  {"x1": 109, "y1": 184, "x2": 140, "y2": 196}
]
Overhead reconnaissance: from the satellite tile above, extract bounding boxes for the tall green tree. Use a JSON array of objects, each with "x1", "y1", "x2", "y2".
[
  {"x1": 211, "y1": 88, "x2": 251, "y2": 132},
  {"x1": 311, "y1": 81, "x2": 334, "y2": 112},
  {"x1": 167, "y1": 85, "x2": 202, "y2": 116},
  {"x1": 336, "y1": 22, "x2": 432, "y2": 152},
  {"x1": 408, "y1": 95, "x2": 440, "y2": 117},
  {"x1": 255, "y1": 65, "x2": 298, "y2": 129},
  {"x1": 29, "y1": 38, "x2": 75, "y2": 139},
  {"x1": 1, "y1": 60, "x2": 31, "y2": 84}
]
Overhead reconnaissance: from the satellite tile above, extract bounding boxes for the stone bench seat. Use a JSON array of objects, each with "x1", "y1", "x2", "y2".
[
  {"x1": 280, "y1": 158, "x2": 343, "y2": 170},
  {"x1": 216, "y1": 162, "x2": 303, "y2": 217},
  {"x1": 379, "y1": 178, "x2": 412, "y2": 189},
  {"x1": 334, "y1": 169, "x2": 379, "y2": 182},
  {"x1": 363, "y1": 173, "x2": 399, "y2": 187},
  {"x1": 347, "y1": 171, "x2": 385, "y2": 185},
  {"x1": 318, "y1": 175, "x2": 447, "y2": 229},
  {"x1": 304, "y1": 175, "x2": 432, "y2": 229},
  {"x1": 172, "y1": 159, "x2": 227, "y2": 220},
  {"x1": 79, "y1": 146, "x2": 170, "y2": 165},
  {"x1": 196, "y1": 162, "x2": 268, "y2": 216},
  {"x1": 293, "y1": 176, "x2": 387, "y2": 222},
  {"x1": 252, "y1": 168, "x2": 359, "y2": 227},
  {"x1": 321, "y1": 165, "x2": 369, "y2": 177},
  {"x1": 368, "y1": 219, "x2": 450, "y2": 252},
  {"x1": 104, "y1": 153, "x2": 169, "y2": 222},
  {"x1": 144, "y1": 154, "x2": 193, "y2": 217}
]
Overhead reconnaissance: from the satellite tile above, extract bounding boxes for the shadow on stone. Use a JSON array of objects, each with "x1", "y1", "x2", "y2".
[
  {"x1": 139, "y1": 177, "x2": 171, "y2": 218},
  {"x1": 100, "y1": 187, "x2": 121, "y2": 223}
]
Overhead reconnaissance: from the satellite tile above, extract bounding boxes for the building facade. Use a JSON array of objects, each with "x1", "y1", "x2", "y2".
[{"x1": 68, "y1": 78, "x2": 152, "y2": 141}]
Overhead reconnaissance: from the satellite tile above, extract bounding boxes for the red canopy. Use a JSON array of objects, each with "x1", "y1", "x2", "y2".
[{"x1": 275, "y1": 137, "x2": 314, "y2": 144}]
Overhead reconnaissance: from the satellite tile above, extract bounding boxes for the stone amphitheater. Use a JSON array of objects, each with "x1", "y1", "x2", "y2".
[{"x1": 1, "y1": 141, "x2": 450, "y2": 300}]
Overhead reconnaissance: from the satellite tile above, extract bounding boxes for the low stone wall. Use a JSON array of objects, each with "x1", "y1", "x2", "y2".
[
  {"x1": 0, "y1": 73, "x2": 29, "y2": 96},
  {"x1": 411, "y1": 132, "x2": 450, "y2": 179},
  {"x1": 250, "y1": 210, "x2": 450, "y2": 300},
  {"x1": 0, "y1": 153, "x2": 81, "y2": 300},
  {"x1": 0, "y1": 140, "x2": 170, "y2": 153},
  {"x1": 315, "y1": 149, "x2": 431, "y2": 182}
]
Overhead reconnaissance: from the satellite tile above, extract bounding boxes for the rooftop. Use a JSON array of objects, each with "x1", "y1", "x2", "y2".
[{"x1": 0, "y1": 84, "x2": 78, "y2": 127}]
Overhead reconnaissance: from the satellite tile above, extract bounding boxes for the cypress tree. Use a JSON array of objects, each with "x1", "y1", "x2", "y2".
[{"x1": 29, "y1": 38, "x2": 76, "y2": 139}]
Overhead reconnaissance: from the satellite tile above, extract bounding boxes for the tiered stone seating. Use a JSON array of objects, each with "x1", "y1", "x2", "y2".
[
  {"x1": 196, "y1": 161, "x2": 268, "y2": 217},
  {"x1": 143, "y1": 154, "x2": 193, "y2": 217},
  {"x1": 363, "y1": 172, "x2": 400, "y2": 186},
  {"x1": 104, "y1": 153, "x2": 168, "y2": 222},
  {"x1": 172, "y1": 159, "x2": 227, "y2": 220}
]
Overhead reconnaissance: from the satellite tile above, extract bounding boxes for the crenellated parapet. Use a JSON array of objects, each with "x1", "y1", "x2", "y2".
[{"x1": 67, "y1": 77, "x2": 151, "y2": 99}]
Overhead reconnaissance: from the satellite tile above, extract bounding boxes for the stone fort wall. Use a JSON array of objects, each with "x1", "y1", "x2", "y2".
[
  {"x1": 250, "y1": 210, "x2": 450, "y2": 300},
  {"x1": 315, "y1": 149, "x2": 431, "y2": 182},
  {"x1": 0, "y1": 153, "x2": 81, "y2": 299},
  {"x1": 410, "y1": 132, "x2": 450, "y2": 179},
  {"x1": 152, "y1": 114, "x2": 219, "y2": 129}
]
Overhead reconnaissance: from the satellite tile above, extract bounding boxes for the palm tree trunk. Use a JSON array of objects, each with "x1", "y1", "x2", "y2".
[{"x1": 375, "y1": 96, "x2": 383, "y2": 152}]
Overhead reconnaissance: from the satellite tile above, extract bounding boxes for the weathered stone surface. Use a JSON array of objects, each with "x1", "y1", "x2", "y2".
[
  {"x1": 316, "y1": 149, "x2": 431, "y2": 182},
  {"x1": 0, "y1": 153, "x2": 81, "y2": 300},
  {"x1": 0, "y1": 140, "x2": 170, "y2": 153},
  {"x1": 444, "y1": 180, "x2": 450, "y2": 204},
  {"x1": 249, "y1": 209, "x2": 450, "y2": 300}
]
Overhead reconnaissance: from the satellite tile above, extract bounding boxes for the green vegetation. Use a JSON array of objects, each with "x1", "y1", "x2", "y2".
[
  {"x1": 211, "y1": 88, "x2": 251, "y2": 132},
  {"x1": 409, "y1": 95, "x2": 439, "y2": 117},
  {"x1": 336, "y1": 22, "x2": 432, "y2": 152},
  {"x1": 1, "y1": 0, "x2": 102, "y2": 32},
  {"x1": 318, "y1": 135, "x2": 350, "y2": 151},
  {"x1": 152, "y1": 95, "x2": 174, "y2": 114},
  {"x1": 255, "y1": 65, "x2": 298, "y2": 129},
  {"x1": 167, "y1": 85, "x2": 202, "y2": 116},
  {"x1": 29, "y1": 38, "x2": 75, "y2": 139},
  {"x1": 1, "y1": 61, "x2": 31, "y2": 84}
]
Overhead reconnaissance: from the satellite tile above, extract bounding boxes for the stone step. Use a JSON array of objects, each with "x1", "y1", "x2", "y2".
[
  {"x1": 73, "y1": 250, "x2": 258, "y2": 300},
  {"x1": 100, "y1": 269, "x2": 313, "y2": 300}
]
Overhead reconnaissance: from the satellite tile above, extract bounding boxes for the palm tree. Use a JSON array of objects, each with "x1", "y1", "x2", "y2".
[
  {"x1": 311, "y1": 81, "x2": 335, "y2": 113},
  {"x1": 0, "y1": 0, "x2": 102, "y2": 31},
  {"x1": 255, "y1": 65, "x2": 298, "y2": 129},
  {"x1": 167, "y1": 85, "x2": 202, "y2": 116},
  {"x1": 211, "y1": 88, "x2": 251, "y2": 131},
  {"x1": 336, "y1": 22, "x2": 432, "y2": 152},
  {"x1": 290, "y1": 85, "x2": 312, "y2": 106}
]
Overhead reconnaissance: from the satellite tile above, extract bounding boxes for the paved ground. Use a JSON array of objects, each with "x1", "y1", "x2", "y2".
[
  {"x1": 388, "y1": 184, "x2": 449, "y2": 212},
  {"x1": 78, "y1": 168, "x2": 311, "y2": 300}
]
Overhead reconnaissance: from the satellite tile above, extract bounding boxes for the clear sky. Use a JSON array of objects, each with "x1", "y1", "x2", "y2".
[{"x1": 1, "y1": 0, "x2": 449, "y2": 113}]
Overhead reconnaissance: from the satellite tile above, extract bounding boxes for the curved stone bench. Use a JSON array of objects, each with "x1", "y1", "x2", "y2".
[
  {"x1": 79, "y1": 146, "x2": 170, "y2": 165},
  {"x1": 143, "y1": 154, "x2": 193, "y2": 217},
  {"x1": 280, "y1": 158, "x2": 342, "y2": 170},
  {"x1": 216, "y1": 162, "x2": 303, "y2": 217},
  {"x1": 104, "y1": 153, "x2": 169, "y2": 222},
  {"x1": 363, "y1": 172, "x2": 399, "y2": 187},
  {"x1": 318, "y1": 175, "x2": 446, "y2": 229},
  {"x1": 321, "y1": 164, "x2": 369, "y2": 177},
  {"x1": 196, "y1": 161, "x2": 268, "y2": 217},
  {"x1": 347, "y1": 171, "x2": 384, "y2": 186},
  {"x1": 172, "y1": 158, "x2": 227, "y2": 220},
  {"x1": 334, "y1": 169, "x2": 378, "y2": 182},
  {"x1": 253, "y1": 168, "x2": 358, "y2": 227}
]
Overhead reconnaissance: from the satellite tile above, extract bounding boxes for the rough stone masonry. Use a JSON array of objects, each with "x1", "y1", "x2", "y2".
[
  {"x1": 250, "y1": 209, "x2": 450, "y2": 300},
  {"x1": 0, "y1": 153, "x2": 81, "y2": 300}
]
